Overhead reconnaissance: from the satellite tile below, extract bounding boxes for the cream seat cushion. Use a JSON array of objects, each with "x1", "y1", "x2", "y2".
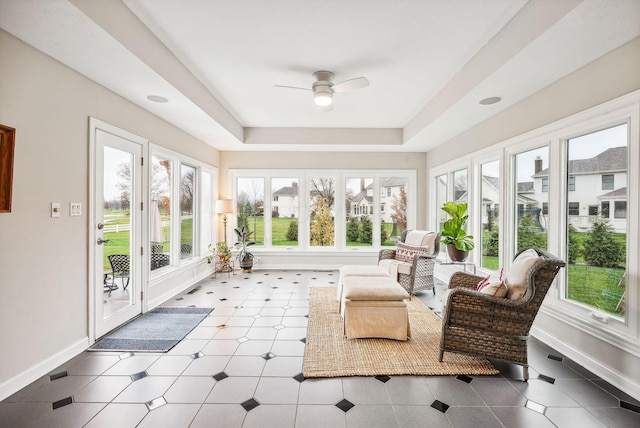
[{"x1": 343, "y1": 276, "x2": 410, "y2": 301}]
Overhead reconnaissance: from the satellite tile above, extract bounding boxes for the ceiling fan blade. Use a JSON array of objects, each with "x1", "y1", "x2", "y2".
[
  {"x1": 273, "y1": 84, "x2": 311, "y2": 91},
  {"x1": 332, "y1": 76, "x2": 369, "y2": 93}
]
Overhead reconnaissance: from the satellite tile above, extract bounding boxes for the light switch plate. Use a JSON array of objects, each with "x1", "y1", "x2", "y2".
[
  {"x1": 70, "y1": 202, "x2": 82, "y2": 216},
  {"x1": 51, "y1": 202, "x2": 61, "y2": 218}
]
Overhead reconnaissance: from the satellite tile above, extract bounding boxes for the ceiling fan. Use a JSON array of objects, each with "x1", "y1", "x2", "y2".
[{"x1": 275, "y1": 71, "x2": 369, "y2": 110}]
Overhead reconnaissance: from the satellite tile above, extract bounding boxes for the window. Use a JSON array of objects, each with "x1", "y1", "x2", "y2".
[
  {"x1": 237, "y1": 178, "x2": 264, "y2": 245},
  {"x1": 568, "y1": 202, "x2": 580, "y2": 216},
  {"x1": 453, "y1": 169, "x2": 467, "y2": 203},
  {"x1": 614, "y1": 201, "x2": 627, "y2": 218},
  {"x1": 515, "y1": 146, "x2": 549, "y2": 252},
  {"x1": 435, "y1": 174, "x2": 448, "y2": 234},
  {"x1": 180, "y1": 164, "x2": 195, "y2": 259},
  {"x1": 566, "y1": 124, "x2": 628, "y2": 321},
  {"x1": 568, "y1": 176, "x2": 575, "y2": 191},
  {"x1": 381, "y1": 177, "x2": 408, "y2": 243},
  {"x1": 480, "y1": 160, "x2": 499, "y2": 270},
  {"x1": 543, "y1": 202, "x2": 549, "y2": 215},
  {"x1": 309, "y1": 176, "x2": 336, "y2": 247},
  {"x1": 232, "y1": 170, "x2": 415, "y2": 250},
  {"x1": 150, "y1": 155, "x2": 172, "y2": 270},
  {"x1": 150, "y1": 148, "x2": 216, "y2": 274},
  {"x1": 542, "y1": 178, "x2": 549, "y2": 192},
  {"x1": 346, "y1": 177, "x2": 373, "y2": 247},
  {"x1": 271, "y1": 178, "x2": 298, "y2": 246}
]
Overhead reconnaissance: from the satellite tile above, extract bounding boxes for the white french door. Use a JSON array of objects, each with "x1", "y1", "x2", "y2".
[{"x1": 91, "y1": 120, "x2": 144, "y2": 339}]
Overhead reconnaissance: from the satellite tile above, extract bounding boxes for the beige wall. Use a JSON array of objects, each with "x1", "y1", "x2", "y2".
[
  {"x1": 0, "y1": 29, "x2": 219, "y2": 396},
  {"x1": 426, "y1": 36, "x2": 640, "y2": 398}
]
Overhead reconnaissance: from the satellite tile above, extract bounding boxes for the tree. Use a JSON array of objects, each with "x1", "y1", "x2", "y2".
[
  {"x1": 483, "y1": 225, "x2": 499, "y2": 257},
  {"x1": 309, "y1": 178, "x2": 335, "y2": 208},
  {"x1": 380, "y1": 221, "x2": 389, "y2": 245},
  {"x1": 583, "y1": 217, "x2": 623, "y2": 267},
  {"x1": 346, "y1": 216, "x2": 359, "y2": 242},
  {"x1": 517, "y1": 214, "x2": 546, "y2": 251},
  {"x1": 286, "y1": 219, "x2": 298, "y2": 241},
  {"x1": 567, "y1": 224, "x2": 582, "y2": 264},
  {"x1": 115, "y1": 162, "x2": 131, "y2": 210},
  {"x1": 180, "y1": 169, "x2": 194, "y2": 213},
  {"x1": 358, "y1": 216, "x2": 373, "y2": 244},
  {"x1": 390, "y1": 187, "x2": 407, "y2": 232},
  {"x1": 310, "y1": 197, "x2": 334, "y2": 246}
]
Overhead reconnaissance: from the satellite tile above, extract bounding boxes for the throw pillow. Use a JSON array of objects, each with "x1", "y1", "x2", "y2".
[
  {"x1": 476, "y1": 268, "x2": 504, "y2": 291},
  {"x1": 395, "y1": 242, "x2": 429, "y2": 263},
  {"x1": 505, "y1": 248, "x2": 541, "y2": 300},
  {"x1": 479, "y1": 281, "x2": 508, "y2": 298}
]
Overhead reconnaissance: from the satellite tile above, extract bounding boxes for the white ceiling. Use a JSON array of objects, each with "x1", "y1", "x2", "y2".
[{"x1": 2, "y1": 0, "x2": 639, "y2": 152}]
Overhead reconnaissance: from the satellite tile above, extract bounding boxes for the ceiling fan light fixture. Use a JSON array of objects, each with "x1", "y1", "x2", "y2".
[{"x1": 314, "y1": 91, "x2": 333, "y2": 106}]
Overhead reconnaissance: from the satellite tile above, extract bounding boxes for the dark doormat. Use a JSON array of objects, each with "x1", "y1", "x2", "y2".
[{"x1": 90, "y1": 307, "x2": 214, "y2": 352}]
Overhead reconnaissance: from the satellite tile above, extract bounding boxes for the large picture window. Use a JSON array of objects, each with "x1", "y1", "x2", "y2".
[
  {"x1": 565, "y1": 124, "x2": 628, "y2": 320},
  {"x1": 230, "y1": 170, "x2": 416, "y2": 251}
]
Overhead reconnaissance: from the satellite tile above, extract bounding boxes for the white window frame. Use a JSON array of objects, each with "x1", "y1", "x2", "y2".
[
  {"x1": 149, "y1": 144, "x2": 217, "y2": 282},
  {"x1": 429, "y1": 92, "x2": 639, "y2": 351},
  {"x1": 229, "y1": 169, "x2": 417, "y2": 252}
]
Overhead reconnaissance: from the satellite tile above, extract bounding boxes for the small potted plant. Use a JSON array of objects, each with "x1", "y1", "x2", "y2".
[
  {"x1": 207, "y1": 241, "x2": 231, "y2": 264},
  {"x1": 234, "y1": 226, "x2": 256, "y2": 272},
  {"x1": 440, "y1": 201, "x2": 475, "y2": 262}
]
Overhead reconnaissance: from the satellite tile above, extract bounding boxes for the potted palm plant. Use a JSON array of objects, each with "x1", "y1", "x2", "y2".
[
  {"x1": 440, "y1": 201, "x2": 475, "y2": 262},
  {"x1": 234, "y1": 225, "x2": 256, "y2": 272}
]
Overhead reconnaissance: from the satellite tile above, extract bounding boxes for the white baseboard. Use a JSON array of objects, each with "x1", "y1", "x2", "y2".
[
  {"x1": 0, "y1": 337, "x2": 89, "y2": 402},
  {"x1": 531, "y1": 326, "x2": 640, "y2": 400}
]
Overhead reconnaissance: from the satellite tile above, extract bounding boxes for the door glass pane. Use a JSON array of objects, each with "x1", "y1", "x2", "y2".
[
  {"x1": 237, "y1": 178, "x2": 264, "y2": 245},
  {"x1": 566, "y1": 124, "x2": 627, "y2": 319},
  {"x1": 103, "y1": 146, "x2": 133, "y2": 315},
  {"x1": 180, "y1": 164, "x2": 195, "y2": 259},
  {"x1": 151, "y1": 156, "x2": 171, "y2": 270},
  {"x1": 346, "y1": 177, "x2": 373, "y2": 247},
  {"x1": 481, "y1": 160, "x2": 500, "y2": 270},
  {"x1": 309, "y1": 177, "x2": 335, "y2": 247},
  {"x1": 381, "y1": 177, "x2": 407, "y2": 243},
  {"x1": 514, "y1": 147, "x2": 549, "y2": 252},
  {"x1": 271, "y1": 178, "x2": 298, "y2": 246}
]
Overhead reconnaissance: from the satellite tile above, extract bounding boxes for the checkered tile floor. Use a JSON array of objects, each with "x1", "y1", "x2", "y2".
[{"x1": 1, "y1": 270, "x2": 639, "y2": 427}]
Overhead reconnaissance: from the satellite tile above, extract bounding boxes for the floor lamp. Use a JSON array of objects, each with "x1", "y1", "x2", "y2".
[{"x1": 216, "y1": 199, "x2": 235, "y2": 243}]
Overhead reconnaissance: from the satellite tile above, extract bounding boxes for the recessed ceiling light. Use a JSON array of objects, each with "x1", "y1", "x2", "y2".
[
  {"x1": 147, "y1": 95, "x2": 168, "y2": 103},
  {"x1": 479, "y1": 96, "x2": 502, "y2": 105}
]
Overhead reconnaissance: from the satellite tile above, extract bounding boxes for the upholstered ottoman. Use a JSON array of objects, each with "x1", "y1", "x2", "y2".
[
  {"x1": 337, "y1": 265, "x2": 391, "y2": 311},
  {"x1": 342, "y1": 276, "x2": 411, "y2": 341}
]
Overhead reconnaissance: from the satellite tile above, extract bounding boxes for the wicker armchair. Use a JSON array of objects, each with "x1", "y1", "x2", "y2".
[
  {"x1": 438, "y1": 248, "x2": 565, "y2": 380},
  {"x1": 378, "y1": 230, "x2": 440, "y2": 296}
]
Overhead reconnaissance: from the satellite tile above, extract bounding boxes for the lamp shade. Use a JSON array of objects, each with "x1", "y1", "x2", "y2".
[{"x1": 216, "y1": 199, "x2": 234, "y2": 214}]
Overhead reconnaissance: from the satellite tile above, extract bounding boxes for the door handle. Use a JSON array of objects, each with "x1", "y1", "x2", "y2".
[{"x1": 97, "y1": 238, "x2": 111, "y2": 245}]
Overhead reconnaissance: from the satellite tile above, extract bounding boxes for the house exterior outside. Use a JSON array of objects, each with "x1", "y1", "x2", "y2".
[{"x1": 272, "y1": 181, "x2": 299, "y2": 218}]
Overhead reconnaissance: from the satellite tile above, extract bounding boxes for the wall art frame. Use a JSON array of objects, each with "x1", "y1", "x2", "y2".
[{"x1": 0, "y1": 124, "x2": 16, "y2": 213}]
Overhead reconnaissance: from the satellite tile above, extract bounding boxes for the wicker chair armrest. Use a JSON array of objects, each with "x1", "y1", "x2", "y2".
[
  {"x1": 379, "y1": 249, "x2": 397, "y2": 261},
  {"x1": 412, "y1": 254, "x2": 436, "y2": 269},
  {"x1": 448, "y1": 271, "x2": 484, "y2": 290},
  {"x1": 443, "y1": 288, "x2": 533, "y2": 333}
]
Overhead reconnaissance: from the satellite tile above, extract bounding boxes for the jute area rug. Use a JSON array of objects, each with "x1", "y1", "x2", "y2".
[{"x1": 303, "y1": 286, "x2": 498, "y2": 378}]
